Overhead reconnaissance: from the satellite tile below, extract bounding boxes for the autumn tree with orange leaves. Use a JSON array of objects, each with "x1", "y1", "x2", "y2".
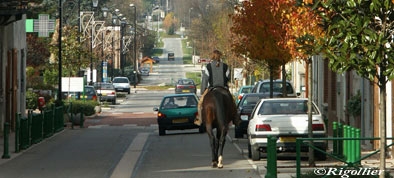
[
  {"x1": 231, "y1": 0, "x2": 324, "y2": 164},
  {"x1": 231, "y1": 0, "x2": 293, "y2": 97}
]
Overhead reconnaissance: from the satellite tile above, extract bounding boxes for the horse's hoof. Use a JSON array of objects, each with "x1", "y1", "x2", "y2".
[
  {"x1": 218, "y1": 164, "x2": 223, "y2": 169},
  {"x1": 211, "y1": 161, "x2": 218, "y2": 168}
]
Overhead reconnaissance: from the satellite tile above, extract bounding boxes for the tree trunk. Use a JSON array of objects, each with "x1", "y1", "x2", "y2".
[
  {"x1": 307, "y1": 57, "x2": 315, "y2": 166},
  {"x1": 379, "y1": 83, "x2": 386, "y2": 178}
]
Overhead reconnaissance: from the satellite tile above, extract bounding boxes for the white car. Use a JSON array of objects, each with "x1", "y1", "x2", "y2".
[
  {"x1": 112, "y1": 77, "x2": 131, "y2": 94},
  {"x1": 247, "y1": 98, "x2": 327, "y2": 161}
]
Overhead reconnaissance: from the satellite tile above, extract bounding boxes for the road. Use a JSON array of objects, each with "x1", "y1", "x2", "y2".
[{"x1": 0, "y1": 91, "x2": 262, "y2": 178}]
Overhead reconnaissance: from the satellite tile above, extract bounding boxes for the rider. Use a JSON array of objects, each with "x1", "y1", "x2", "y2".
[{"x1": 196, "y1": 49, "x2": 240, "y2": 126}]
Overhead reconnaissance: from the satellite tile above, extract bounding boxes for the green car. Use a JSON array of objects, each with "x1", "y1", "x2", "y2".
[{"x1": 153, "y1": 93, "x2": 205, "y2": 136}]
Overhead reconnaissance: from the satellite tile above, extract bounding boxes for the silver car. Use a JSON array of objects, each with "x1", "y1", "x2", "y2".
[{"x1": 112, "y1": 77, "x2": 131, "y2": 94}]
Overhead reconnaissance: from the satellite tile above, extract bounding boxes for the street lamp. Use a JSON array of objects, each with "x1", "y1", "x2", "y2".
[
  {"x1": 90, "y1": 0, "x2": 99, "y2": 85},
  {"x1": 189, "y1": 7, "x2": 193, "y2": 28},
  {"x1": 130, "y1": 3, "x2": 137, "y2": 89},
  {"x1": 101, "y1": 7, "x2": 108, "y2": 83}
]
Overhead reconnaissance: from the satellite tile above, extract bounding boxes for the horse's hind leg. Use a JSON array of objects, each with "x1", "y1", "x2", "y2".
[
  {"x1": 217, "y1": 127, "x2": 227, "y2": 168},
  {"x1": 206, "y1": 125, "x2": 218, "y2": 168}
]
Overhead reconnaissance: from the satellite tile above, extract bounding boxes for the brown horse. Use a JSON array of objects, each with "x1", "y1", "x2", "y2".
[{"x1": 196, "y1": 87, "x2": 240, "y2": 168}]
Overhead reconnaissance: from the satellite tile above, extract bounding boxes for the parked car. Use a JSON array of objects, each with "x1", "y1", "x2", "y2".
[
  {"x1": 235, "y1": 93, "x2": 281, "y2": 138},
  {"x1": 175, "y1": 79, "x2": 197, "y2": 94},
  {"x1": 94, "y1": 82, "x2": 116, "y2": 105},
  {"x1": 251, "y1": 80, "x2": 299, "y2": 97},
  {"x1": 247, "y1": 98, "x2": 327, "y2": 161},
  {"x1": 62, "y1": 85, "x2": 98, "y2": 101},
  {"x1": 235, "y1": 85, "x2": 254, "y2": 103},
  {"x1": 140, "y1": 67, "x2": 150, "y2": 76},
  {"x1": 168, "y1": 51, "x2": 175, "y2": 61},
  {"x1": 153, "y1": 93, "x2": 204, "y2": 136},
  {"x1": 152, "y1": 56, "x2": 160, "y2": 63},
  {"x1": 112, "y1": 77, "x2": 131, "y2": 94}
]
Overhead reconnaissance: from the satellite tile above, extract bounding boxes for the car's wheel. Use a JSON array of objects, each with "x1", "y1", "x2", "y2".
[
  {"x1": 127, "y1": 90, "x2": 130, "y2": 94},
  {"x1": 250, "y1": 144, "x2": 260, "y2": 161},
  {"x1": 199, "y1": 125, "x2": 206, "y2": 133},
  {"x1": 159, "y1": 126, "x2": 166, "y2": 136},
  {"x1": 247, "y1": 142, "x2": 252, "y2": 158},
  {"x1": 234, "y1": 126, "x2": 243, "y2": 138},
  {"x1": 112, "y1": 99, "x2": 116, "y2": 105},
  {"x1": 314, "y1": 148, "x2": 327, "y2": 161}
]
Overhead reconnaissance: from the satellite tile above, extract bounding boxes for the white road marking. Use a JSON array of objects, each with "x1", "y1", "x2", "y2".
[{"x1": 110, "y1": 132, "x2": 150, "y2": 178}]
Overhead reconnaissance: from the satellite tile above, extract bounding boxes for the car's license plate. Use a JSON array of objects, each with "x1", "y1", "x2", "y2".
[
  {"x1": 172, "y1": 118, "x2": 189, "y2": 123},
  {"x1": 279, "y1": 137, "x2": 296, "y2": 142},
  {"x1": 182, "y1": 90, "x2": 190, "y2": 92}
]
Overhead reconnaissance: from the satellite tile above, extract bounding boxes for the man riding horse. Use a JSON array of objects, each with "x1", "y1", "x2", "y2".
[{"x1": 195, "y1": 49, "x2": 238, "y2": 125}]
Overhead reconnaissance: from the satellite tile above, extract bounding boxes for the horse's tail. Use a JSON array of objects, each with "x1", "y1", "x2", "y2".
[{"x1": 213, "y1": 90, "x2": 227, "y2": 126}]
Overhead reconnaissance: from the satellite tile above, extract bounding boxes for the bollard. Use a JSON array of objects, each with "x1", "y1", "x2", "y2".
[
  {"x1": 265, "y1": 136, "x2": 277, "y2": 178},
  {"x1": 80, "y1": 106, "x2": 84, "y2": 128},
  {"x1": 2, "y1": 122, "x2": 10, "y2": 159},
  {"x1": 343, "y1": 125, "x2": 349, "y2": 161},
  {"x1": 355, "y1": 128, "x2": 361, "y2": 165},
  {"x1": 333, "y1": 122, "x2": 338, "y2": 155},
  {"x1": 350, "y1": 127, "x2": 356, "y2": 164}
]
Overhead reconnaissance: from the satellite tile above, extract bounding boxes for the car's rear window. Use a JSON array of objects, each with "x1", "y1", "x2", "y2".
[
  {"x1": 179, "y1": 80, "x2": 194, "y2": 85},
  {"x1": 241, "y1": 87, "x2": 252, "y2": 94},
  {"x1": 113, "y1": 78, "x2": 129, "y2": 83},
  {"x1": 95, "y1": 84, "x2": 114, "y2": 90},
  {"x1": 258, "y1": 82, "x2": 294, "y2": 94},
  {"x1": 161, "y1": 96, "x2": 197, "y2": 109},
  {"x1": 258, "y1": 100, "x2": 318, "y2": 115}
]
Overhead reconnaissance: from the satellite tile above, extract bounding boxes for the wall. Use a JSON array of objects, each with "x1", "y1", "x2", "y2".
[{"x1": 0, "y1": 14, "x2": 27, "y2": 134}]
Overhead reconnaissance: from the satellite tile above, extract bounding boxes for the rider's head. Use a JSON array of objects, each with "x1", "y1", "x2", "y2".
[{"x1": 212, "y1": 50, "x2": 222, "y2": 67}]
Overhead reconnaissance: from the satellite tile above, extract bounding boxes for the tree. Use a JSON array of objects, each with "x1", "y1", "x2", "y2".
[
  {"x1": 309, "y1": 0, "x2": 394, "y2": 175},
  {"x1": 231, "y1": 0, "x2": 292, "y2": 98},
  {"x1": 162, "y1": 12, "x2": 179, "y2": 35}
]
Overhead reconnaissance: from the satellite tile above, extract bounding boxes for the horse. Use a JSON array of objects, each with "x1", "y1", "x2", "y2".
[{"x1": 195, "y1": 86, "x2": 240, "y2": 168}]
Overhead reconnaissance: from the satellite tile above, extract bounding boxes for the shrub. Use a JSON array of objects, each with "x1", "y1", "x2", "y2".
[
  {"x1": 26, "y1": 91, "x2": 38, "y2": 110},
  {"x1": 65, "y1": 100, "x2": 99, "y2": 116}
]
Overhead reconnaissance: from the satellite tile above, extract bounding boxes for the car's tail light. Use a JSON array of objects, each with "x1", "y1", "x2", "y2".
[
  {"x1": 111, "y1": 92, "x2": 116, "y2": 94},
  {"x1": 177, "y1": 86, "x2": 183, "y2": 89},
  {"x1": 255, "y1": 124, "x2": 271, "y2": 131},
  {"x1": 312, "y1": 124, "x2": 325, "y2": 131},
  {"x1": 92, "y1": 95, "x2": 97, "y2": 101},
  {"x1": 238, "y1": 95, "x2": 243, "y2": 101},
  {"x1": 158, "y1": 112, "x2": 166, "y2": 119},
  {"x1": 194, "y1": 112, "x2": 198, "y2": 117}
]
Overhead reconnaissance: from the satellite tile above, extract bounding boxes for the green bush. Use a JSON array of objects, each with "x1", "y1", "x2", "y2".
[
  {"x1": 65, "y1": 100, "x2": 98, "y2": 116},
  {"x1": 26, "y1": 91, "x2": 38, "y2": 110}
]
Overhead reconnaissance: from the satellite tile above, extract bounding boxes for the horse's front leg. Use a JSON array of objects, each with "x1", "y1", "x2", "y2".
[
  {"x1": 206, "y1": 125, "x2": 218, "y2": 168},
  {"x1": 217, "y1": 127, "x2": 227, "y2": 169}
]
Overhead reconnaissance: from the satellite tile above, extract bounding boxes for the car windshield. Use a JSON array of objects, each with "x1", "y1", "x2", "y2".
[
  {"x1": 113, "y1": 78, "x2": 128, "y2": 83},
  {"x1": 259, "y1": 82, "x2": 294, "y2": 94},
  {"x1": 161, "y1": 96, "x2": 197, "y2": 109},
  {"x1": 257, "y1": 100, "x2": 318, "y2": 115}
]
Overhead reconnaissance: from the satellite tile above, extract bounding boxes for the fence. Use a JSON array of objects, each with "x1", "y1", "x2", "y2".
[{"x1": 15, "y1": 104, "x2": 65, "y2": 153}]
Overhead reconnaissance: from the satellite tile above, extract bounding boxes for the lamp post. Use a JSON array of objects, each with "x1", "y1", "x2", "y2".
[
  {"x1": 101, "y1": 7, "x2": 108, "y2": 83},
  {"x1": 90, "y1": 0, "x2": 98, "y2": 85},
  {"x1": 58, "y1": 0, "x2": 63, "y2": 103},
  {"x1": 189, "y1": 7, "x2": 193, "y2": 28},
  {"x1": 130, "y1": 4, "x2": 137, "y2": 89}
]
